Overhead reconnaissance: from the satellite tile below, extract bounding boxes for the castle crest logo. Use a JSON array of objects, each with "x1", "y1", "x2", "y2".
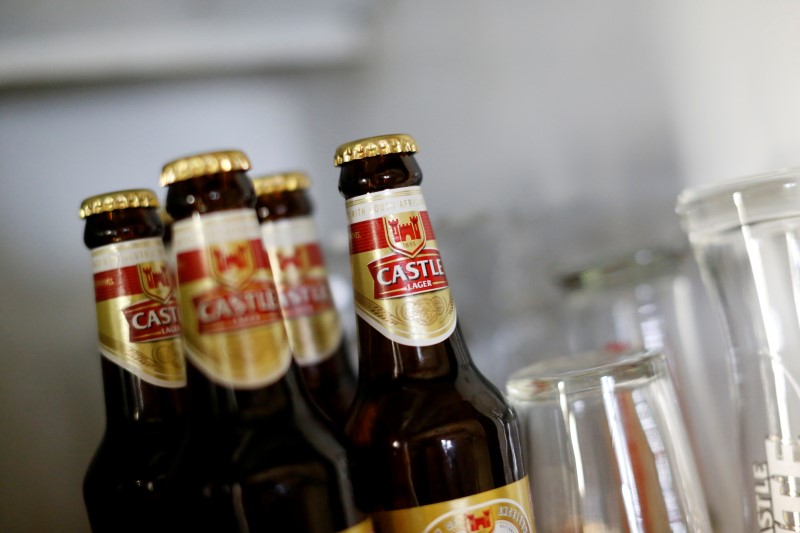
[
  {"x1": 138, "y1": 262, "x2": 173, "y2": 304},
  {"x1": 384, "y1": 211, "x2": 426, "y2": 258},
  {"x1": 466, "y1": 508, "x2": 494, "y2": 533},
  {"x1": 277, "y1": 247, "x2": 311, "y2": 271},
  {"x1": 209, "y1": 242, "x2": 256, "y2": 290}
]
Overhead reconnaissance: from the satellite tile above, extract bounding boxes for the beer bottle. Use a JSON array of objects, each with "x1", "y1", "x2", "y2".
[
  {"x1": 253, "y1": 171, "x2": 357, "y2": 423},
  {"x1": 79, "y1": 189, "x2": 187, "y2": 532},
  {"x1": 334, "y1": 134, "x2": 535, "y2": 531},
  {"x1": 161, "y1": 150, "x2": 372, "y2": 532}
]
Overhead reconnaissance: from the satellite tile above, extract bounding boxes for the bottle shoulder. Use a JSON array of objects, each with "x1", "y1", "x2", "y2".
[
  {"x1": 343, "y1": 369, "x2": 525, "y2": 511},
  {"x1": 171, "y1": 415, "x2": 360, "y2": 528},
  {"x1": 182, "y1": 396, "x2": 349, "y2": 473},
  {"x1": 346, "y1": 370, "x2": 516, "y2": 446}
]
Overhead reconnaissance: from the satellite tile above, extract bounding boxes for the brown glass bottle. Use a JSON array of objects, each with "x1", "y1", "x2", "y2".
[
  {"x1": 334, "y1": 135, "x2": 534, "y2": 531},
  {"x1": 80, "y1": 189, "x2": 187, "y2": 533},
  {"x1": 253, "y1": 171, "x2": 357, "y2": 424},
  {"x1": 161, "y1": 151, "x2": 371, "y2": 532}
]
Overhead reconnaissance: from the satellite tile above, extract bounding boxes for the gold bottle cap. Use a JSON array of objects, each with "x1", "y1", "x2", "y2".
[
  {"x1": 333, "y1": 134, "x2": 417, "y2": 166},
  {"x1": 160, "y1": 150, "x2": 252, "y2": 187},
  {"x1": 252, "y1": 171, "x2": 311, "y2": 196},
  {"x1": 79, "y1": 189, "x2": 159, "y2": 219}
]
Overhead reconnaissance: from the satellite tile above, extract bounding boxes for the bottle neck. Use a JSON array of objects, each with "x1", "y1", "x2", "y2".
[
  {"x1": 84, "y1": 209, "x2": 186, "y2": 428},
  {"x1": 338, "y1": 154, "x2": 467, "y2": 382},
  {"x1": 165, "y1": 172, "x2": 296, "y2": 422},
  {"x1": 171, "y1": 208, "x2": 294, "y2": 422},
  {"x1": 256, "y1": 189, "x2": 312, "y2": 223},
  {"x1": 338, "y1": 153, "x2": 422, "y2": 198}
]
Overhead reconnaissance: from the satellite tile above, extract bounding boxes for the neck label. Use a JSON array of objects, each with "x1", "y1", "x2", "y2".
[
  {"x1": 261, "y1": 216, "x2": 342, "y2": 366},
  {"x1": 92, "y1": 238, "x2": 186, "y2": 387},
  {"x1": 173, "y1": 209, "x2": 291, "y2": 388},
  {"x1": 346, "y1": 186, "x2": 456, "y2": 346}
]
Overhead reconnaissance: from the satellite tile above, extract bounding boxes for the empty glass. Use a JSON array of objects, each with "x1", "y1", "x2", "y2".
[
  {"x1": 557, "y1": 246, "x2": 741, "y2": 532},
  {"x1": 678, "y1": 169, "x2": 800, "y2": 531},
  {"x1": 506, "y1": 350, "x2": 711, "y2": 533}
]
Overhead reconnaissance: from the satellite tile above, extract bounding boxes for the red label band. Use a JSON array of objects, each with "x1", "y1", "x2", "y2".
[
  {"x1": 349, "y1": 212, "x2": 435, "y2": 255},
  {"x1": 94, "y1": 265, "x2": 142, "y2": 301},
  {"x1": 192, "y1": 281, "x2": 283, "y2": 335},
  {"x1": 122, "y1": 299, "x2": 181, "y2": 342},
  {"x1": 367, "y1": 249, "x2": 449, "y2": 299},
  {"x1": 177, "y1": 239, "x2": 271, "y2": 285}
]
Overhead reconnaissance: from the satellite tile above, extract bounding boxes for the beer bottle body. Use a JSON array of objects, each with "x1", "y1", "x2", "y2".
[
  {"x1": 80, "y1": 191, "x2": 187, "y2": 532},
  {"x1": 335, "y1": 136, "x2": 533, "y2": 531},
  {"x1": 254, "y1": 172, "x2": 357, "y2": 423}
]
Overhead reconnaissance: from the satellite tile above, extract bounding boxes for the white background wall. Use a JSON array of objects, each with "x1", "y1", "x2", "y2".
[{"x1": 3, "y1": 1, "x2": 800, "y2": 531}]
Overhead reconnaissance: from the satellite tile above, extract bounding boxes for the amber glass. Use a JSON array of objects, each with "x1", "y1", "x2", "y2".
[
  {"x1": 165, "y1": 169, "x2": 366, "y2": 532},
  {"x1": 338, "y1": 153, "x2": 527, "y2": 513},
  {"x1": 160, "y1": 213, "x2": 173, "y2": 247},
  {"x1": 255, "y1": 185, "x2": 357, "y2": 423},
  {"x1": 82, "y1": 206, "x2": 187, "y2": 533}
]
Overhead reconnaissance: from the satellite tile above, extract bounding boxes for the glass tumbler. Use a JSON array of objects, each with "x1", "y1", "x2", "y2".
[
  {"x1": 677, "y1": 169, "x2": 800, "y2": 531},
  {"x1": 557, "y1": 247, "x2": 740, "y2": 532},
  {"x1": 506, "y1": 350, "x2": 711, "y2": 533}
]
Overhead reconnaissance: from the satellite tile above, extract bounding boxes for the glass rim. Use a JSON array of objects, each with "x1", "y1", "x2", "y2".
[
  {"x1": 506, "y1": 349, "x2": 665, "y2": 400},
  {"x1": 676, "y1": 167, "x2": 800, "y2": 236},
  {"x1": 556, "y1": 245, "x2": 687, "y2": 292}
]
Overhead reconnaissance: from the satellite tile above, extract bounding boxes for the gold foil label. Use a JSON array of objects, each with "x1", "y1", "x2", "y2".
[
  {"x1": 346, "y1": 186, "x2": 457, "y2": 346},
  {"x1": 373, "y1": 477, "x2": 534, "y2": 533},
  {"x1": 338, "y1": 518, "x2": 375, "y2": 533},
  {"x1": 261, "y1": 216, "x2": 343, "y2": 366},
  {"x1": 92, "y1": 238, "x2": 186, "y2": 387},
  {"x1": 173, "y1": 209, "x2": 292, "y2": 388}
]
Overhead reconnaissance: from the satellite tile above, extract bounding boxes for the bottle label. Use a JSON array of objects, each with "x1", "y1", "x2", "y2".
[
  {"x1": 372, "y1": 477, "x2": 534, "y2": 532},
  {"x1": 755, "y1": 436, "x2": 800, "y2": 531},
  {"x1": 346, "y1": 186, "x2": 457, "y2": 346},
  {"x1": 173, "y1": 209, "x2": 292, "y2": 388},
  {"x1": 92, "y1": 237, "x2": 186, "y2": 387},
  {"x1": 338, "y1": 518, "x2": 375, "y2": 533},
  {"x1": 261, "y1": 216, "x2": 343, "y2": 366}
]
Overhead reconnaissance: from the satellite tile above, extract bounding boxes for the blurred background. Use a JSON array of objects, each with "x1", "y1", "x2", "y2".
[{"x1": 3, "y1": 0, "x2": 800, "y2": 530}]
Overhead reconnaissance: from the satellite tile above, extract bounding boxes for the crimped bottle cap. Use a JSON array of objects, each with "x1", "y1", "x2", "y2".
[
  {"x1": 160, "y1": 150, "x2": 251, "y2": 187},
  {"x1": 333, "y1": 134, "x2": 417, "y2": 166},
  {"x1": 252, "y1": 171, "x2": 311, "y2": 196},
  {"x1": 79, "y1": 189, "x2": 159, "y2": 219}
]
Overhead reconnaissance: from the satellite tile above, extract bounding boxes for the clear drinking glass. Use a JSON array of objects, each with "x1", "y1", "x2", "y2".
[
  {"x1": 558, "y1": 247, "x2": 687, "y2": 356},
  {"x1": 506, "y1": 350, "x2": 711, "y2": 533},
  {"x1": 677, "y1": 169, "x2": 800, "y2": 531},
  {"x1": 557, "y1": 247, "x2": 741, "y2": 532}
]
